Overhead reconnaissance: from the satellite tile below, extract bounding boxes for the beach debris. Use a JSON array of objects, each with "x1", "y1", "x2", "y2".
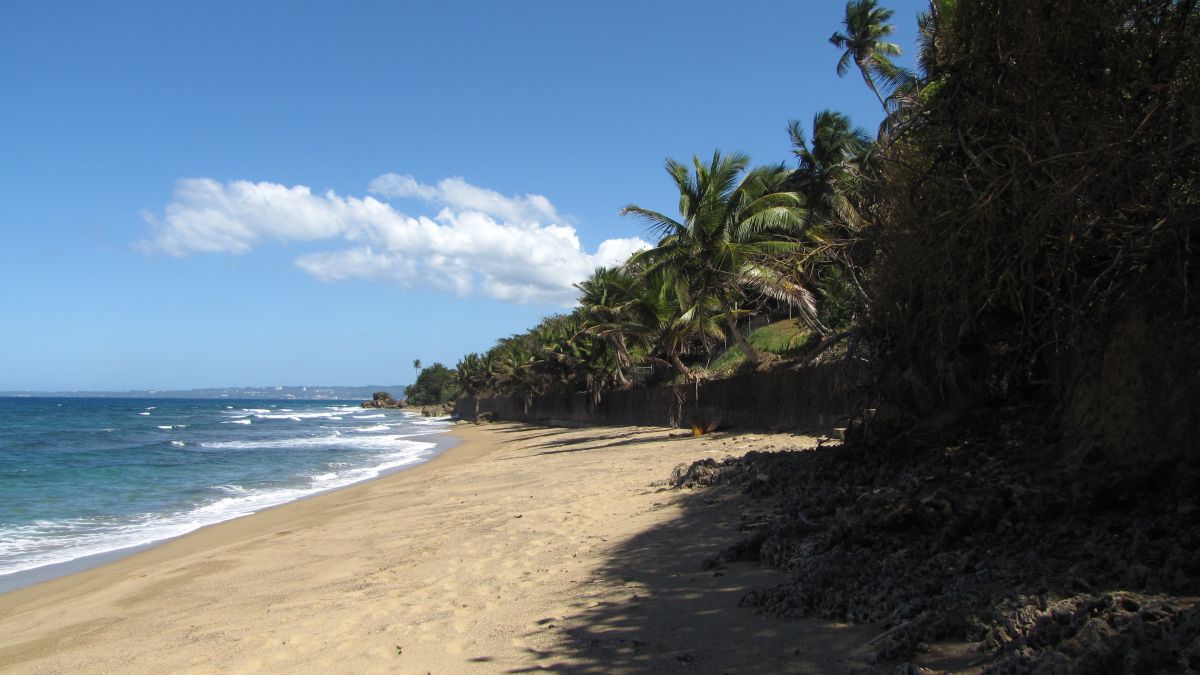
[
  {"x1": 668, "y1": 460, "x2": 725, "y2": 488},
  {"x1": 689, "y1": 416, "x2": 722, "y2": 436}
]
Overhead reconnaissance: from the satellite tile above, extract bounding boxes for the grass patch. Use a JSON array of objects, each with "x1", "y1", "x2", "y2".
[{"x1": 706, "y1": 320, "x2": 814, "y2": 377}]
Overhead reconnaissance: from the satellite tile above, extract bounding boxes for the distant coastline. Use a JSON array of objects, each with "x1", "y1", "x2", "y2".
[{"x1": 0, "y1": 385, "x2": 409, "y2": 400}]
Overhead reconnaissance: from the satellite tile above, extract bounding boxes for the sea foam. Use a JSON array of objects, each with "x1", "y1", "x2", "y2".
[
  {"x1": 0, "y1": 440, "x2": 438, "y2": 579},
  {"x1": 201, "y1": 433, "x2": 427, "y2": 452},
  {"x1": 0, "y1": 398, "x2": 449, "y2": 584}
]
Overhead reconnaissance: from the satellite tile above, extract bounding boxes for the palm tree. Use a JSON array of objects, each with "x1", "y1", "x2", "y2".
[
  {"x1": 532, "y1": 312, "x2": 620, "y2": 407},
  {"x1": 453, "y1": 353, "x2": 488, "y2": 396},
  {"x1": 412, "y1": 358, "x2": 422, "y2": 381},
  {"x1": 621, "y1": 151, "x2": 813, "y2": 364},
  {"x1": 876, "y1": 0, "x2": 951, "y2": 138},
  {"x1": 785, "y1": 111, "x2": 876, "y2": 330},
  {"x1": 788, "y1": 110, "x2": 871, "y2": 230},
  {"x1": 830, "y1": 0, "x2": 904, "y2": 112},
  {"x1": 488, "y1": 336, "x2": 542, "y2": 411},
  {"x1": 575, "y1": 266, "x2": 637, "y2": 387},
  {"x1": 624, "y1": 270, "x2": 725, "y2": 380}
]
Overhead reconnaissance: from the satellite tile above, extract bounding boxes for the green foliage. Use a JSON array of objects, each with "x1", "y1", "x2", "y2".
[
  {"x1": 707, "y1": 320, "x2": 815, "y2": 376},
  {"x1": 449, "y1": 305, "x2": 628, "y2": 405},
  {"x1": 453, "y1": 353, "x2": 489, "y2": 396},
  {"x1": 868, "y1": 0, "x2": 1200, "y2": 415},
  {"x1": 453, "y1": 108, "x2": 876, "y2": 394},
  {"x1": 782, "y1": 110, "x2": 875, "y2": 333},
  {"x1": 622, "y1": 151, "x2": 822, "y2": 361},
  {"x1": 405, "y1": 363, "x2": 460, "y2": 405},
  {"x1": 830, "y1": 0, "x2": 905, "y2": 110},
  {"x1": 788, "y1": 110, "x2": 871, "y2": 230},
  {"x1": 608, "y1": 267, "x2": 725, "y2": 380},
  {"x1": 817, "y1": 266, "x2": 858, "y2": 331},
  {"x1": 750, "y1": 320, "x2": 815, "y2": 354}
]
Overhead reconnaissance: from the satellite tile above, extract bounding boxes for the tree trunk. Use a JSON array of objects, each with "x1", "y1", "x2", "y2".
[
  {"x1": 607, "y1": 335, "x2": 632, "y2": 388},
  {"x1": 667, "y1": 352, "x2": 694, "y2": 381},
  {"x1": 613, "y1": 365, "x2": 631, "y2": 388},
  {"x1": 861, "y1": 64, "x2": 888, "y2": 112},
  {"x1": 725, "y1": 313, "x2": 764, "y2": 364}
]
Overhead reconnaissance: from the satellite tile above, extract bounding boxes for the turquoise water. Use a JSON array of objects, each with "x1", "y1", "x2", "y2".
[{"x1": 0, "y1": 397, "x2": 450, "y2": 588}]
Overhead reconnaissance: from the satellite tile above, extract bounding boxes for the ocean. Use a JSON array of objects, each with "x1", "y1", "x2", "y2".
[{"x1": 0, "y1": 397, "x2": 452, "y2": 592}]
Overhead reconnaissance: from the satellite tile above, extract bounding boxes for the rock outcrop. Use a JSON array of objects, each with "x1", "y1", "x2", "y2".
[
  {"x1": 360, "y1": 392, "x2": 406, "y2": 409},
  {"x1": 419, "y1": 402, "x2": 454, "y2": 417}
]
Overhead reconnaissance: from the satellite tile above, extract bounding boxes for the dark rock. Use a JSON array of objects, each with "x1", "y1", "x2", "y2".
[{"x1": 361, "y1": 392, "x2": 406, "y2": 409}]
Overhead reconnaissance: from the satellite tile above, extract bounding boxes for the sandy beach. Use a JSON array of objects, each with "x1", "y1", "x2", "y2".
[{"x1": 0, "y1": 422, "x2": 878, "y2": 673}]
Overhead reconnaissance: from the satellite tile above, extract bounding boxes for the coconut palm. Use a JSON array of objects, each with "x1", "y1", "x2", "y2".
[
  {"x1": 784, "y1": 110, "x2": 877, "y2": 330},
  {"x1": 575, "y1": 266, "x2": 638, "y2": 387},
  {"x1": 620, "y1": 269, "x2": 724, "y2": 380},
  {"x1": 788, "y1": 110, "x2": 872, "y2": 230},
  {"x1": 876, "y1": 0, "x2": 952, "y2": 138},
  {"x1": 453, "y1": 353, "x2": 488, "y2": 396},
  {"x1": 621, "y1": 151, "x2": 817, "y2": 363},
  {"x1": 830, "y1": 0, "x2": 904, "y2": 112},
  {"x1": 531, "y1": 312, "x2": 620, "y2": 407}
]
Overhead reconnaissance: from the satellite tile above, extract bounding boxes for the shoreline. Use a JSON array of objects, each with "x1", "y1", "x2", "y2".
[
  {"x1": 0, "y1": 422, "x2": 882, "y2": 673},
  {"x1": 0, "y1": 425, "x2": 472, "y2": 608},
  {"x1": 0, "y1": 425, "x2": 461, "y2": 596}
]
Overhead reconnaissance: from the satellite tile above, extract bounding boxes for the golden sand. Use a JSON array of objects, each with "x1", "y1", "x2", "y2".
[{"x1": 0, "y1": 423, "x2": 877, "y2": 673}]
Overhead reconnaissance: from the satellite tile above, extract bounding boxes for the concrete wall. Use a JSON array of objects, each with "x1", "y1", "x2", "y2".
[{"x1": 456, "y1": 362, "x2": 868, "y2": 432}]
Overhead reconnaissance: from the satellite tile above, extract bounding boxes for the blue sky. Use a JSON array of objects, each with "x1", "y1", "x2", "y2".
[{"x1": 0, "y1": 0, "x2": 926, "y2": 391}]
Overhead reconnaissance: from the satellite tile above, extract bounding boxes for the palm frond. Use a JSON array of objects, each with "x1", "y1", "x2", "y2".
[
  {"x1": 738, "y1": 265, "x2": 827, "y2": 334},
  {"x1": 619, "y1": 205, "x2": 684, "y2": 239},
  {"x1": 833, "y1": 47, "x2": 853, "y2": 77},
  {"x1": 736, "y1": 205, "x2": 806, "y2": 238}
]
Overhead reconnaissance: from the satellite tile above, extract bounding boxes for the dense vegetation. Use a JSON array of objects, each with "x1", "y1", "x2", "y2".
[
  {"x1": 404, "y1": 362, "x2": 460, "y2": 405},
  {"x1": 869, "y1": 0, "x2": 1199, "y2": 461},
  {"x1": 439, "y1": 0, "x2": 1197, "y2": 457}
]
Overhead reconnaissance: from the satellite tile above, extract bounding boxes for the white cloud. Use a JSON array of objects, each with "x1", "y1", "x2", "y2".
[
  {"x1": 368, "y1": 173, "x2": 562, "y2": 224},
  {"x1": 140, "y1": 175, "x2": 648, "y2": 305},
  {"x1": 366, "y1": 174, "x2": 437, "y2": 202},
  {"x1": 138, "y1": 178, "x2": 393, "y2": 256}
]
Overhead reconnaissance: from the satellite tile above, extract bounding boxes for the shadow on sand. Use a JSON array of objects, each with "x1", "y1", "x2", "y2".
[{"x1": 495, "y1": 439, "x2": 881, "y2": 673}]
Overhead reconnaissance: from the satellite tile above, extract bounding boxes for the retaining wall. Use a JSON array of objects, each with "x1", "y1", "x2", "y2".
[{"x1": 455, "y1": 362, "x2": 868, "y2": 432}]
